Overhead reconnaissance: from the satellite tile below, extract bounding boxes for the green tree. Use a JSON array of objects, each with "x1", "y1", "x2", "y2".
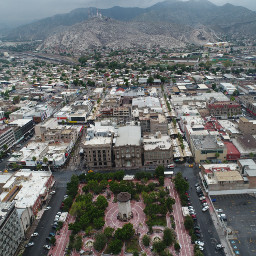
[
  {"x1": 142, "y1": 235, "x2": 150, "y2": 246},
  {"x1": 104, "y1": 227, "x2": 114, "y2": 238},
  {"x1": 184, "y1": 216, "x2": 194, "y2": 230},
  {"x1": 12, "y1": 96, "x2": 20, "y2": 104},
  {"x1": 93, "y1": 233, "x2": 107, "y2": 251},
  {"x1": 174, "y1": 242, "x2": 180, "y2": 251},
  {"x1": 155, "y1": 165, "x2": 165, "y2": 178},
  {"x1": 163, "y1": 228, "x2": 174, "y2": 246},
  {"x1": 108, "y1": 239, "x2": 123, "y2": 254},
  {"x1": 215, "y1": 152, "x2": 220, "y2": 158},
  {"x1": 43, "y1": 157, "x2": 48, "y2": 164},
  {"x1": 159, "y1": 176, "x2": 164, "y2": 186},
  {"x1": 3, "y1": 144, "x2": 8, "y2": 151},
  {"x1": 153, "y1": 241, "x2": 166, "y2": 253},
  {"x1": 74, "y1": 235, "x2": 83, "y2": 251},
  {"x1": 32, "y1": 156, "x2": 37, "y2": 162},
  {"x1": 50, "y1": 236, "x2": 56, "y2": 245},
  {"x1": 147, "y1": 76, "x2": 154, "y2": 84},
  {"x1": 93, "y1": 217, "x2": 105, "y2": 230},
  {"x1": 95, "y1": 195, "x2": 108, "y2": 210}
]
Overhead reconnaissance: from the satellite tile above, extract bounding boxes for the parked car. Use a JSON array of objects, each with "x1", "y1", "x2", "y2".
[
  {"x1": 218, "y1": 214, "x2": 227, "y2": 221},
  {"x1": 194, "y1": 230, "x2": 200, "y2": 234},
  {"x1": 189, "y1": 164, "x2": 194, "y2": 168},
  {"x1": 216, "y1": 244, "x2": 224, "y2": 250},
  {"x1": 45, "y1": 206, "x2": 51, "y2": 210},
  {"x1": 57, "y1": 212, "x2": 62, "y2": 216},
  {"x1": 43, "y1": 245, "x2": 51, "y2": 250},
  {"x1": 49, "y1": 232, "x2": 55, "y2": 237},
  {"x1": 216, "y1": 209, "x2": 223, "y2": 213},
  {"x1": 167, "y1": 164, "x2": 175, "y2": 169},
  {"x1": 201, "y1": 199, "x2": 207, "y2": 203},
  {"x1": 50, "y1": 191, "x2": 56, "y2": 195},
  {"x1": 202, "y1": 203, "x2": 208, "y2": 207},
  {"x1": 198, "y1": 245, "x2": 204, "y2": 251},
  {"x1": 195, "y1": 183, "x2": 200, "y2": 187},
  {"x1": 188, "y1": 206, "x2": 194, "y2": 210},
  {"x1": 202, "y1": 206, "x2": 209, "y2": 212},
  {"x1": 25, "y1": 242, "x2": 34, "y2": 247},
  {"x1": 195, "y1": 241, "x2": 204, "y2": 247},
  {"x1": 194, "y1": 226, "x2": 200, "y2": 231},
  {"x1": 199, "y1": 196, "x2": 206, "y2": 201},
  {"x1": 31, "y1": 232, "x2": 38, "y2": 237},
  {"x1": 46, "y1": 237, "x2": 51, "y2": 241}
]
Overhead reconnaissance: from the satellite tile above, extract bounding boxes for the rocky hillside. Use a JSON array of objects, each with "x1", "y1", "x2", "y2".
[
  {"x1": 37, "y1": 17, "x2": 218, "y2": 53},
  {"x1": 5, "y1": 0, "x2": 256, "y2": 42}
]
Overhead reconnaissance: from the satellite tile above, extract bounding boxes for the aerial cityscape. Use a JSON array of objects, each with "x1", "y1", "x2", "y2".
[{"x1": 0, "y1": 0, "x2": 256, "y2": 256}]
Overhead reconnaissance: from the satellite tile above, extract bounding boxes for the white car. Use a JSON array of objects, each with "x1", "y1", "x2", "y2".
[
  {"x1": 195, "y1": 241, "x2": 204, "y2": 247},
  {"x1": 199, "y1": 196, "x2": 206, "y2": 201},
  {"x1": 43, "y1": 245, "x2": 51, "y2": 250},
  {"x1": 31, "y1": 232, "x2": 38, "y2": 237},
  {"x1": 50, "y1": 191, "x2": 56, "y2": 195},
  {"x1": 202, "y1": 206, "x2": 209, "y2": 212},
  {"x1": 188, "y1": 206, "x2": 194, "y2": 210},
  {"x1": 198, "y1": 245, "x2": 204, "y2": 251},
  {"x1": 25, "y1": 242, "x2": 34, "y2": 248},
  {"x1": 45, "y1": 206, "x2": 51, "y2": 210},
  {"x1": 216, "y1": 209, "x2": 223, "y2": 213},
  {"x1": 202, "y1": 203, "x2": 208, "y2": 207}
]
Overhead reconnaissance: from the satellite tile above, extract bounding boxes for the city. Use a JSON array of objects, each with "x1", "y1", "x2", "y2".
[{"x1": 0, "y1": 1, "x2": 256, "y2": 256}]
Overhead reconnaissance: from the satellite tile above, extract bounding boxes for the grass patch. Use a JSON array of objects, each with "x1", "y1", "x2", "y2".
[
  {"x1": 126, "y1": 237, "x2": 141, "y2": 253},
  {"x1": 147, "y1": 215, "x2": 167, "y2": 227}
]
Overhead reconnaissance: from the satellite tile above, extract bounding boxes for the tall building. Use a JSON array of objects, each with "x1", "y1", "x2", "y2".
[
  {"x1": 0, "y1": 125, "x2": 15, "y2": 151},
  {"x1": 0, "y1": 202, "x2": 24, "y2": 256}
]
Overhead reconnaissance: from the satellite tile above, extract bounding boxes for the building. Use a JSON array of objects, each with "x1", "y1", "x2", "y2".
[
  {"x1": 190, "y1": 135, "x2": 227, "y2": 163},
  {"x1": 114, "y1": 126, "x2": 142, "y2": 168},
  {"x1": 219, "y1": 83, "x2": 236, "y2": 95},
  {"x1": 206, "y1": 101, "x2": 241, "y2": 118},
  {"x1": 8, "y1": 119, "x2": 34, "y2": 143},
  {"x1": 117, "y1": 192, "x2": 132, "y2": 221},
  {"x1": 232, "y1": 134, "x2": 256, "y2": 158},
  {"x1": 143, "y1": 132, "x2": 173, "y2": 166},
  {"x1": 0, "y1": 170, "x2": 54, "y2": 219},
  {"x1": 82, "y1": 137, "x2": 113, "y2": 169},
  {"x1": 238, "y1": 117, "x2": 256, "y2": 135},
  {"x1": 0, "y1": 202, "x2": 24, "y2": 256},
  {"x1": 0, "y1": 125, "x2": 15, "y2": 151}
]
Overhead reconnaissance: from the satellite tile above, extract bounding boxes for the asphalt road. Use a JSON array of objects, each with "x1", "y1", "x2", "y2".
[
  {"x1": 174, "y1": 165, "x2": 225, "y2": 256},
  {"x1": 23, "y1": 183, "x2": 67, "y2": 256}
]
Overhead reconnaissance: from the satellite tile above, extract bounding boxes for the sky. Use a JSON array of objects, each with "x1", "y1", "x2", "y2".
[{"x1": 0, "y1": 0, "x2": 255, "y2": 28}]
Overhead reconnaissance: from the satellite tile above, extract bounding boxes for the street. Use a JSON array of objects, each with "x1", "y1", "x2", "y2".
[
  {"x1": 174, "y1": 165, "x2": 225, "y2": 256},
  {"x1": 23, "y1": 177, "x2": 67, "y2": 256}
]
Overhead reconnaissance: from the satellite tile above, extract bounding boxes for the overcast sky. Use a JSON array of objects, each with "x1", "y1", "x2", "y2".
[{"x1": 1, "y1": 0, "x2": 256, "y2": 27}]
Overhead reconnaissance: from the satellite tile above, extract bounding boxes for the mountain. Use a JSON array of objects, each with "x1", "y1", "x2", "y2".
[
  {"x1": 3, "y1": 0, "x2": 256, "y2": 49},
  {"x1": 37, "y1": 17, "x2": 217, "y2": 53}
]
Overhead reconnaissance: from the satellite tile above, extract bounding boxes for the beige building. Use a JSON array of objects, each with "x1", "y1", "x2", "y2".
[
  {"x1": 190, "y1": 135, "x2": 227, "y2": 163},
  {"x1": 114, "y1": 126, "x2": 142, "y2": 168},
  {"x1": 238, "y1": 117, "x2": 256, "y2": 135},
  {"x1": 82, "y1": 137, "x2": 113, "y2": 169},
  {"x1": 143, "y1": 132, "x2": 173, "y2": 166},
  {"x1": 150, "y1": 113, "x2": 168, "y2": 134}
]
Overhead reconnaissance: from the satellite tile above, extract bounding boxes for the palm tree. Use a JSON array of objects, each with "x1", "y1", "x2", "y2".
[
  {"x1": 32, "y1": 156, "x2": 37, "y2": 162},
  {"x1": 43, "y1": 157, "x2": 48, "y2": 165}
]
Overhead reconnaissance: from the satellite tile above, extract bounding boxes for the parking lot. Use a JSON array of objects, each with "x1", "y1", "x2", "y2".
[{"x1": 213, "y1": 194, "x2": 256, "y2": 256}]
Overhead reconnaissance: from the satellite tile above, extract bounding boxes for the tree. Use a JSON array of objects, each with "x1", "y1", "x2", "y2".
[
  {"x1": 215, "y1": 152, "x2": 220, "y2": 158},
  {"x1": 147, "y1": 76, "x2": 154, "y2": 84},
  {"x1": 74, "y1": 235, "x2": 83, "y2": 251},
  {"x1": 32, "y1": 156, "x2": 37, "y2": 162},
  {"x1": 153, "y1": 241, "x2": 166, "y2": 253},
  {"x1": 93, "y1": 217, "x2": 105, "y2": 230},
  {"x1": 95, "y1": 195, "x2": 108, "y2": 210},
  {"x1": 43, "y1": 157, "x2": 48, "y2": 165},
  {"x1": 159, "y1": 176, "x2": 164, "y2": 186},
  {"x1": 155, "y1": 165, "x2": 165, "y2": 178},
  {"x1": 194, "y1": 250, "x2": 204, "y2": 256},
  {"x1": 50, "y1": 236, "x2": 56, "y2": 245},
  {"x1": 249, "y1": 152, "x2": 254, "y2": 158},
  {"x1": 12, "y1": 96, "x2": 20, "y2": 104},
  {"x1": 174, "y1": 242, "x2": 180, "y2": 251},
  {"x1": 142, "y1": 235, "x2": 150, "y2": 247},
  {"x1": 36, "y1": 164, "x2": 42, "y2": 170},
  {"x1": 184, "y1": 216, "x2": 194, "y2": 230},
  {"x1": 94, "y1": 233, "x2": 107, "y2": 251},
  {"x1": 104, "y1": 227, "x2": 114, "y2": 238},
  {"x1": 3, "y1": 144, "x2": 8, "y2": 151},
  {"x1": 163, "y1": 228, "x2": 174, "y2": 246},
  {"x1": 108, "y1": 239, "x2": 123, "y2": 254}
]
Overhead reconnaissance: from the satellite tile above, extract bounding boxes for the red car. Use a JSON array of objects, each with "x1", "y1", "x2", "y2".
[
  {"x1": 191, "y1": 214, "x2": 196, "y2": 218},
  {"x1": 201, "y1": 199, "x2": 207, "y2": 203}
]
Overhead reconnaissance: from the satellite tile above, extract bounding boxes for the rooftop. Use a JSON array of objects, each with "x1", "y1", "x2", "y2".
[
  {"x1": 115, "y1": 126, "x2": 141, "y2": 147},
  {"x1": 117, "y1": 192, "x2": 131, "y2": 202},
  {"x1": 215, "y1": 171, "x2": 243, "y2": 182}
]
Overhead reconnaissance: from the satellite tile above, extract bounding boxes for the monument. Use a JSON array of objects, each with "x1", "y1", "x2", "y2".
[{"x1": 117, "y1": 192, "x2": 133, "y2": 221}]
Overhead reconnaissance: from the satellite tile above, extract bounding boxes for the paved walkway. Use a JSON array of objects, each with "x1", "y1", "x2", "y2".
[
  {"x1": 48, "y1": 215, "x2": 75, "y2": 256},
  {"x1": 165, "y1": 178, "x2": 194, "y2": 256}
]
